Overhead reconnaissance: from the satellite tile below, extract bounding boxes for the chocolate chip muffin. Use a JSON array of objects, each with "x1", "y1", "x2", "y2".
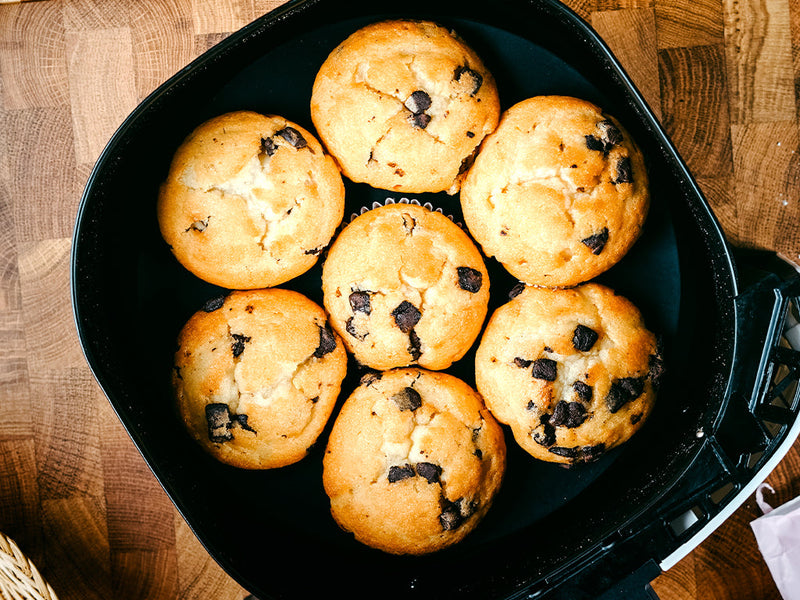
[
  {"x1": 460, "y1": 95, "x2": 649, "y2": 287},
  {"x1": 157, "y1": 111, "x2": 345, "y2": 289},
  {"x1": 310, "y1": 19, "x2": 500, "y2": 194},
  {"x1": 474, "y1": 283, "x2": 663, "y2": 465},
  {"x1": 321, "y1": 203, "x2": 490, "y2": 371},
  {"x1": 173, "y1": 288, "x2": 348, "y2": 469},
  {"x1": 323, "y1": 368, "x2": 506, "y2": 554}
]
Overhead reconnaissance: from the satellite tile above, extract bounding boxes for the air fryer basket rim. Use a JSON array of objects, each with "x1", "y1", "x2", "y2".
[{"x1": 67, "y1": 0, "x2": 777, "y2": 598}]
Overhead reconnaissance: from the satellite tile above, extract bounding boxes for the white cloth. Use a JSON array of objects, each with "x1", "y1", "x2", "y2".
[{"x1": 750, "y1": 483, "x2": 800, "y2": 600}]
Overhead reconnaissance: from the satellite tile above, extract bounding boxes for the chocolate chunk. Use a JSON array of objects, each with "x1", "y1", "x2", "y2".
[
  {"x1": 474, "y1": 448, "x2": 483, "y2": 459},
  {"x1": 581, "y1": 443, "x2": 606, "y2": 461},
  {"x1": 572, "y1": 324, "x2": 599, "y2": 351},
  {"x1": 392, "y1": 387, "x2": 422, "y2": 412},
  {"x1": 231, "y1": 333, "x2": 251, "y2": 358},
  {"x1": 260, "y1": 136, "x2": 277, "y2": 156},
  {"x1": 615, "y1": 156, "x2": 632, "y2": 184},
  {"x1": 313, "y1": 324, "x2": 337, "y2": 358},
  {"x1": 598, "y1": 119, "x2": 623, "y2": 148},
  {"x1": 309, "y1": 396, "x2": 319, "y2": 404},
  {"x1": 531, "y1": 358, "x2": 558, "y2": 381},
  {"x1": 631, "y1": 413, "x2": 643, "y2": 425},
  {"x1": 649, "y1": 353, "x2": 665, "y2": 388},
  {"x1": 410, "y1": 113, "x2": 431, "y2": 129},
  {"x1": 415, "y1": 462, "x2": 442, "y2": 484},
  {"x1": 514, "y1": 357, "x2": 532, "y2": 368},
  {"x1": 605, "y1": 377, "x2": 645, "y2": 413},
  {"x1": 573, "y1": 380, "x2": 593, "y2": 402},
  {"x1": 526, "y1": 400, "x2": 537, "y2": 411},
  {"x1": 405, "y1": 90, "x2": 432, "y2": 114},
  {"x1": 548, "y1": 446, "x2": 579, "y2": 458},
  {"x1": 454, "y1": 66, "x2": 483, "y2": 95},
  {"x1": 360, "y1": 371, "x2": 382, "y2": 386},
  {"x1": 388, "y1": 465, "x2": 415, "y2": 483},
  {"x1": 439, "y1": 499, "x2": 464, "y2": 531},
  {"x1": 585, "y1": 135, "x2": 605, "y2": 152},
  {"x1": 466, "y1": 131, "x2": 475, "y2": 138},
  {"x1": 187, "y1": 219, "x2": 208, "y2": 232},
  {"x1": 533, "y1": 421, "x2": 556, "y2": 447},
  {"x1": 201, "y1": 295, "x2": 225, "y2": 312},
  {"x1": 408, "y1": 329, "x2": 422, "y2": 361},
  {"x1": 509, "y1": 282, "x2": 526, "y2": 299},
  {"x1": 303, "y1": 246, "x2": 324, "y2": 256},
  {"x1": 581, "y1": 228, "x2": 609, "y2": 255},
  {"x1": 549, "y1": 401, "x2": 588, "y2": 428},
  {"x1": 391, "y1": 301, "x2": 421, "y2": 333},
  {"x1": 206, "y1": 403, "x2": 233, "y2": 443},
  {"x1": 276, "y1": 127, "x2": 307, "y2": 149},
  {"x1": 233, "y1": 413, "x2": 256, "y2": 433},
  {"x1": 544, "y1": 346, "x2": 553, "y2": 353},
  {"x1": 457, "y1": 266, "x2": 483, "y2": 293},
  {"x1": 345, "y1": 316, "x2": 367, "y2": 341},
  {"x1": 349, "y1": 291, "x2": 371, "y2": 314}
]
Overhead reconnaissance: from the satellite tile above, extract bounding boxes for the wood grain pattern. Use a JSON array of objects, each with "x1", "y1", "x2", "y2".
[
  {"x1": 654, "y1": 0, "x2": 724, "y2": 49},
  {"x1": 0, "y1": 1, "x2": 799, "y2": 599},
  {"x1": 724, "y1": 0, "x2": 796, "y2": 123},
  {"x1": 66, "y1": 27, "x2": 137, "y2": 166},
  {"x1": 658, "y1": 44, "x2": 733, "y2": 178},
  {"x1": 730, "y1": 121, "x2": 800, "y2": 259},
  {"x1": 591, "y1": 8, "x2": 662, "y2": 120}
]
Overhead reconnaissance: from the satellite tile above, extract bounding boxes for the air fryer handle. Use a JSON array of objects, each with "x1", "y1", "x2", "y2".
[{"x1": 717, "y1": 248, "x2": 800, "y2": 459}]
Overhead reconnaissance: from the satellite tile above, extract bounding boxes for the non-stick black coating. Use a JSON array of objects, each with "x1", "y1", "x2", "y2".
[{"x1": 71, "y1": 0, "x2": 738, "y2": 598}]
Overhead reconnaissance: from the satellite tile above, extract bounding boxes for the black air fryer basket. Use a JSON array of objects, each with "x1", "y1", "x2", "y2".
[{"x1": 70, "y1": 0, "x2": 800, "y2": 598}]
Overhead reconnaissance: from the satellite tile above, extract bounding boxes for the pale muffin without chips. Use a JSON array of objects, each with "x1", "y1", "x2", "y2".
[
  {"x1": 461, "y1": 95, "x2": 649, "y2": 287},
  {"x1": 173, "y1": 289, "x2": 347, "y2": 469},
  {"x1": 323, "y1": 368, "x2": 506, "y2": 555},
  {"x1": 311, "y1": 19, "x2": 500, "y2": 194},
  {"x1": 475, "y1": 283, "x2": 663, "y2": 465},
  {"x1": 322, "y1": 203, "x2": 490, "y2": 371},
  {"x1": 158, "y1": 111, "x2": 345, "y2": 289}
]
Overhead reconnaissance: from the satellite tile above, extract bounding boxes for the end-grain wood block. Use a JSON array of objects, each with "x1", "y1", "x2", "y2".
[
  {"x1": 658, "y1": 44, "x2": 733, "y2": 179},
  {"x1": 0, "y1": 1, "x2": 69, "y2": 110},
  {"x1": 0, "y1": 439, "x2": 42, "y2": 564},
  {"x1": 112, "y1": 548, "x2": 178, "y2": 599},
  {"x1": 131, "y1": 0, "x2": 194, "y2": 101},
  {"x1": 253, "y1": 0, "x2": 285, "y2": 17},
  {"x1": 592, "y1": 8, "x2": 662, "y2": 121},
  {"x1": 695, "y1": 176, "x2": 738, "y2": 245},
  {"x1": 731, "y1": 121, "x2": 800, "y2": 260},
  {"x1": 596, "y1": 0, "x2": 652, "y2": 10},
  {"x1": 28, "y1": 368, "x2": 105, "y2": 501},
  {"x1": 18, "y1": 239, "x2": 85, "y2": 370},
  {"x1": 192, "y1": 0, "x2": 254, "y2": 35},
  {"x1": 0, "y1": 185, "x2": 22, "y2": 311},
  {"x1": 41, "y1": 496, "x2": 112, "y2": 600},
  {"x1": 651, "y1": 553, "x2": 697, "y2": 599},
  {"x1": 654, "y1": 0, "x2": 724, "y2": 49},
  {"x1": 7, "y1": 109, "x2": 80, "y2": 242},
  {"x1": 194, "y1": 32, "x2": 230, "y2": 55},
  {"x1": 62, "y1": 0, "x2": 130, "y2": 31},
  {"x1": 66, "y1": 27, "x2": 138, "y2": 167},
  {"x1": 0, "y1": 311, "x2": 32, "y2": 440},
  {"x1": 98, "y1": 397, "x2": 177, "y2": 553},
  {"x1": 175, "y1": 516, "x2": 249, "y2": 600},
  {"x1": 723, "y1": 0, "x2": 795, "y2": 124}
]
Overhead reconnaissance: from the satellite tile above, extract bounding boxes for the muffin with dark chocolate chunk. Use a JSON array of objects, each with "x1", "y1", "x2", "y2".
[
  {"x1": 173, "y1": 289, "x2": 347, "y2": 469},
  {"x1": 321, "y1": 203, "x2": 490, "y2": 371},
  {"x1": 475, "y1": 283, "x2": 662, "y2": 465},
  {"x1": 310, "y1": 19, "x2": 500, "y2": 194},
  {"x1": 323, "y1": 368, "x2": 506, "y2": 555},
  {"x1": 157, "y1": 111, "x2": 345, "y2": 289},
  {"x1": 460, "y1": 96, "x2": 649, "y2": 287}
]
